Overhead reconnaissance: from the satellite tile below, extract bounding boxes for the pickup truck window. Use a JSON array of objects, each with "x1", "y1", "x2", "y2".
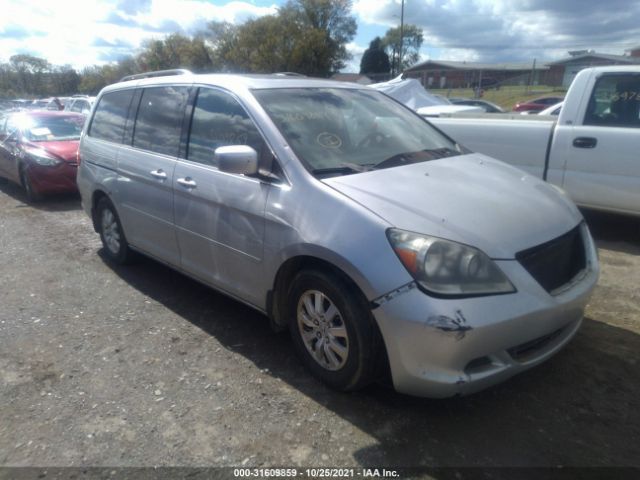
[{"x1": 584, "y1": 74, "x2": 640, "y2": 128}]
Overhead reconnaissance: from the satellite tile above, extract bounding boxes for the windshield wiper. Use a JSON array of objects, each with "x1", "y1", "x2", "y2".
[
  {"x1": 312, "y1": 162, "x2": 374, "y2": 178},
  {"x1": 372, "y1": 147, "x2": 460, "y2": 170}
]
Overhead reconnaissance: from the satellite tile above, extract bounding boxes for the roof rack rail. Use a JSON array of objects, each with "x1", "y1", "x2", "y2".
[{"x1": 120, "y1": 69, "x2": 192, "y2": 83}]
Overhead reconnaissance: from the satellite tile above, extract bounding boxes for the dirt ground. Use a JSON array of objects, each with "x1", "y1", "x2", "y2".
[{"x1": 0, "y1": 180, "x2": 639, "y2": 474}]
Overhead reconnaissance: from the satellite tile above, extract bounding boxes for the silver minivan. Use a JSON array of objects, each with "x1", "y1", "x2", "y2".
[{"x1": 77, "y1": 70, "x2": 599, "y2": 398}]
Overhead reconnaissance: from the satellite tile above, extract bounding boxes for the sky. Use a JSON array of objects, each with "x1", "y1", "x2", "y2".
[{"x1": 1, "y1": 0, "x2": 639, "y2": 72}]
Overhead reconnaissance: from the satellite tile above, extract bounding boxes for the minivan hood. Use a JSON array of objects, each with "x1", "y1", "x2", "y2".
[{"x1": 323, "y1": 153, "x2": 581, "y2": 259}]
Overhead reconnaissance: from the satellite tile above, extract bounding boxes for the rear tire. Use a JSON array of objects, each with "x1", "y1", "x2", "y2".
[
  {"x1": 288, "y1": 269, "x2": 382, "y2": 391},
  {"x1": 96, "y1": 197, "x2": 134, "y2": 264}
]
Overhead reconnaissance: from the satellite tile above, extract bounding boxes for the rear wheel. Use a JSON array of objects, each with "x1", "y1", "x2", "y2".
[
  {"x1": 20, "y1": 167, "x2": 41, "y2": 202},
  {"x1": 288, "y1": 269, "x2": 382, "y2": 391},
  {"x1": 96, "y1": 197, "x2": 134, "y2": 264}
]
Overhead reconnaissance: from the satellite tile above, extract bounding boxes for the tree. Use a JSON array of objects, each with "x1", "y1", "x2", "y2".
[
  {"x1": 360, "y1": 37, "x2": 390, "y2": 75},
  {"x1": 280, "y1": 0, "x2": 357, "y2": 75},
  {"x1": 381, "y1": 24, "x2": 424, "y2": 74},
  {"x1": 203, "y1": 21, "x2": 239, "y2": 72},
  {"x1": 9, "y1": 54, "x2": 50, "y2": 94},
  {"x1": 136, "y1": 33, "x2": 215, "y2": 73},
  {"x1": 204, "y1": 0, "x2": 357, "y2": 76}
]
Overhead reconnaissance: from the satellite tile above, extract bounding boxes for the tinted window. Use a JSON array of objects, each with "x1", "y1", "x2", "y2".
[
  {"x1": 584, "y1": 74, "x2": 640, "y2": 128},
  {"x1": 133, "y1": 86, "x2": 189, "y2": 157},
  {"x1": 187, "y1": 88, "x2": 268, "y2": 167},
  {"x1": 89, "y1": 89, "x2": 134, "y2": 143}
]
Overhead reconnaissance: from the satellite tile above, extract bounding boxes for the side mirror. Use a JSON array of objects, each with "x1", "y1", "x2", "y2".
[{"x1": 215, "y1": 145, "x2": 258, "y2": 175}]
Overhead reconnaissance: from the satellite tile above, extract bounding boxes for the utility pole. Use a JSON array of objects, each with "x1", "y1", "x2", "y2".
[
  {"x1": 528, "y1": 58, "x2": 536, "y2": 93},
  {"x1": 399, "y1": 0, "x2": 405, "y2": 76}
]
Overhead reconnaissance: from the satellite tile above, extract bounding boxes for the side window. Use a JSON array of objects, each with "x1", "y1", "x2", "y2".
[
  {"x1": 187, "y1": 88, "x2": 268, "y2": 167},
  {"x1": 89, "y1": 90, "x2": 135, "y2": 143},
  {"x1": 132, "y1": 86, "x2": 189, "y2": 157},
  {"x1": 584, "y1": 74, "x2": 640, "y2": 128}
]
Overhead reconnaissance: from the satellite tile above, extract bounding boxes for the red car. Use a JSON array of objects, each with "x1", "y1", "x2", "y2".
[
  {"x1": 513, "y1": 96, "x2": 565, "y2": 112},
  {"x1": 0, "y1": 111, "x2": 84, "y2": 201}
]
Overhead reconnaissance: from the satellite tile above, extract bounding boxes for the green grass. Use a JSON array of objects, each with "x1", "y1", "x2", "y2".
[{"x1": 429, "y1": 85, "x2": 567, "y2": 110}]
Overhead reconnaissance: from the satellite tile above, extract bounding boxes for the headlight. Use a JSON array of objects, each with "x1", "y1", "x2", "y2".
[
  {"x1": 25, "y1": 148, "x2": 61, "y2": 167},
  {"x1": 387, "y1": 228, "x2": 515, "y2": 296}
]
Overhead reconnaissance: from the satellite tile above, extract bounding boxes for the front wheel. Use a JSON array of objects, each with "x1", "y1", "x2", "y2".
[
  {"x1": 20, "y1": 168, "x2": 41, "y2": 202},
  {"x1": 96, "y1": 197, "x2": 134, "y2": 264},
  {"x1": 288, "y1": 269, "x2": 382, "y2": 391}
]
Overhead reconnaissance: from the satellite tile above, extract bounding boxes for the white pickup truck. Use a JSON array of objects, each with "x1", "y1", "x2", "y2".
[{"x1": 428, "y1": 66, "x2": 640, "y2": 217}]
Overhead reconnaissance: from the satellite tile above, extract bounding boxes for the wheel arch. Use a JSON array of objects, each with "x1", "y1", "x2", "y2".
[
  {"x1": 90, "y1": 189, "x2": 112, "y2": 232},
  {"x1": 269, "y1": 253, "x2": 392, "y2": 386},
  {"x1": 268, "y1": 251, "x2": 374, "y2": 330}
]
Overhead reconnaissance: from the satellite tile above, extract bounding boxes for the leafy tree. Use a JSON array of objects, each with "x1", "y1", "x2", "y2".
[
  {"x1": 204, "y1": 0, "x2": 357, "y2": 76},
  {"x1": 381, "y1": 24, "x2": 424, "y2": 74},
  {"x1": 222, "y1": 15, "x2": 291, "y2": 73},
  {"x1": 9, "y1": 54, "x2": 50, "y2": 93},
  {"x1": 282, "y1": 0, "x2": 357, "y2": 74},
  {"x1": 136, "y1": 33, "x2": 215, "y2": 72},
  {"x1": 360, "y1": 37, "x2": 390, "y2": 75},
  {"x1": 203, "y1": 21, "x2": 240, "y2": 71}
]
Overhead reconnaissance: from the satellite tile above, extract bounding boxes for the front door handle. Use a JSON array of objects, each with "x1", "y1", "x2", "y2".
[
  {"x1": 177, "y1": 177, "x2": 197, "y2": 189},
  {"x1": 150, "y1": 169, "x2": 167, "y2": 179},
  {"x1": 573, "y1": 137, "x2": 597, "y2": 149}
]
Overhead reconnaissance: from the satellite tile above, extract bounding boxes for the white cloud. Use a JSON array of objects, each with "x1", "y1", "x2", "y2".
[
  {"x1": 344, "y1": 42, "x2": 368, "y2": 72},
  {"x1": 0, "y1": 0, "x2": 278, "y2": 69},
  {"x1": 353, "y1": 0, "x2": 640, "y2": 63}
]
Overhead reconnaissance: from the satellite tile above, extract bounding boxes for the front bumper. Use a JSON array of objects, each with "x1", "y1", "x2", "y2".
[
  {"x1": 27, "y1": 161, "x2": 78, "y2": 195},
  {"x1": 372, "y1": 224, "x2": 599, "y2": 398}
]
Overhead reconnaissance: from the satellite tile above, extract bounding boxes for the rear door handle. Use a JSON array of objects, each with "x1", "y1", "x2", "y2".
[
  {"x1": 177, "y1": 177, "x2": 197, "y2": 189},
  {"x1": 150, "y1": 169, "x2": 167, "y2": 179},
  {"x1": 573, "y1": 137, "x2": 597, "y2": 149}
]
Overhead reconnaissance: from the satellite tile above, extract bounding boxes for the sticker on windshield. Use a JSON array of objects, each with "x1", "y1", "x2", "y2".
[
  {"x1": 317, "y1": 132, "x2": 342, "y2": 149},
  {"x1": 30, "y1": 127, "x2": 52, "y2": 137}
]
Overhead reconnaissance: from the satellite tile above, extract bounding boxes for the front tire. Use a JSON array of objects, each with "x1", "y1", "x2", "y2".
[
  {"x1": 20, "y1": 167, "x2": 41, "y2": 202},
  {"x1": 288, "y1": 269, "x2": 382, "y2": 391},
  {"x1": 96, "y1": 197, "x2": 134, "y2": 264}
]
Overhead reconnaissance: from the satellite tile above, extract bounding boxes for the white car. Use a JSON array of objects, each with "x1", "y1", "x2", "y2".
[{"x1": 539, "y1": 102, "x2": 563, "y2": 116}]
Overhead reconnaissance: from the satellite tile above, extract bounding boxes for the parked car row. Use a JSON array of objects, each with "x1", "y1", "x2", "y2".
[{"x1": 0, "y1": 95, "x2": 95, "y2": 114}]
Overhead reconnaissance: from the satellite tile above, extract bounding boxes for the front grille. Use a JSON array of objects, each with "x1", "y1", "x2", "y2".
[{"x1": 516, "y1": 226, "x2": 586, "y2": 293}]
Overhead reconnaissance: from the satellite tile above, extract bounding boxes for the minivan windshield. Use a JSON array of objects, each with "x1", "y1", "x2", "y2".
[{"x1": 252, "y1": 87, "x2": 461, "y2": 177}]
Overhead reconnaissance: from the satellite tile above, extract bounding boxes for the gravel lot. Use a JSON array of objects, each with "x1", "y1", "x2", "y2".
[{"x1": 0, "y1": 180, "x2": 639, "y2": 472}]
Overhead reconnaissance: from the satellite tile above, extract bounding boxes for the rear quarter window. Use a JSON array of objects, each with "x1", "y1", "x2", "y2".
[{"x1": 89, "y1": 90, "x2": 135, "y2": 143}]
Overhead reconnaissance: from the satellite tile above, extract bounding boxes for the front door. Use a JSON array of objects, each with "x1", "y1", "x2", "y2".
[
  {"x1": 556, "y1": 72, "x2": 640, "y2": 215},
  {"x1": 173, "y1": 87, "x2": 272, "y2": 306}
]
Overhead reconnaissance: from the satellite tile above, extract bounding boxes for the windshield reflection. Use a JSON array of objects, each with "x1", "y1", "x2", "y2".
[{"x1": 253, "y1": 88, "x2": 461, "y2": 177}]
